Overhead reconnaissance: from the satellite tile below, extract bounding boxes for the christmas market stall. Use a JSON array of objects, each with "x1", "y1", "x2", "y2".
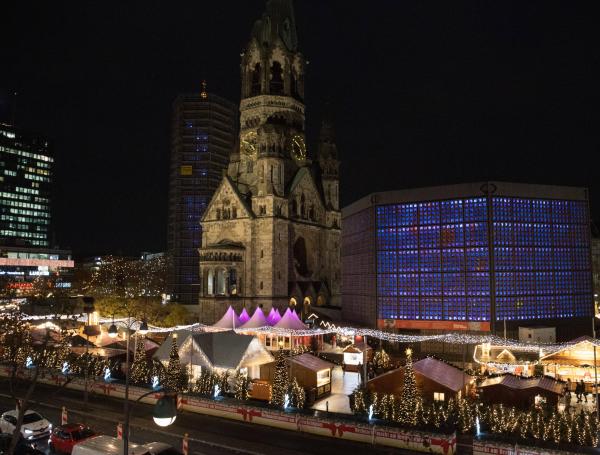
[
  {"x1": 342, "y1": 342, "x2": 372, "y2": 372},
  {"x1": 478, "y1": 375, "x2": 564, "y2": 409},
  {"x1": 157, "y1": 330, "x2": 273, "y2": 381},
  {"x1": 539, "y1": 336, "x2": 600, "y2": 394},
  {"x1": 473, "y1": 342, "x2": 539, "y2": 377},
  {"x1": 366, "y1": 356, "x2": 474, "y2": 402},
  {"x1": 260, "y1": 353, "x2": 335, "y2": 403},
  {"x1": 212, "y1": 305, "x2": 242, "y2": 329},
  {"x1": 268, "y1": 308, "x2": 311, "y2": 350}
]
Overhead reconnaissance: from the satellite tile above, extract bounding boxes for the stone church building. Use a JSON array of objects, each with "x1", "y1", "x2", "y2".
[{"x1": 198, "y1": 0, "x2": 341, "y2": 324}]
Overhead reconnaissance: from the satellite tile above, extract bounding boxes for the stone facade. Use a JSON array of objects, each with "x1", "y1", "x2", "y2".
[{"x1": 198, "y1": 0, "x2": 341, "y2": 323}]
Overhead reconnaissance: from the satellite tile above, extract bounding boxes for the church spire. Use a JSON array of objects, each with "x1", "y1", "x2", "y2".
[{"x1": 251, "y1": 0, "x2": 298, "y2": 52}]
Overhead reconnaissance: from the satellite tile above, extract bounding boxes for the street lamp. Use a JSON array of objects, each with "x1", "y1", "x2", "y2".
[
  {"x1": 108, "y1": 322, "x2": 118, "y2": 338},
  {"x1": 152, "y1": 394, "x2": 177, "y2": 427},
  {"x1": 81, "y1": 297, "x2": 95, "y2": 411}
]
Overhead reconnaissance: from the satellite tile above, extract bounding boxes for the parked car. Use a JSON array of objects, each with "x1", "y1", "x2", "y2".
[
  {"x1": 71, "y1": 435, "x2": 150, "y2": 455},
  {"x1": 0, "y1": 433, "x2": 45, "y2": 454},
  {"x1": 0, "y1": 410, "x2": 52, "y2": 441},
  {"x1": 144, "y1": 442, "x2": 182, "y2": 455},
  {"x1": 49, "y1": 424, "x2": 96, "y2": 454}
]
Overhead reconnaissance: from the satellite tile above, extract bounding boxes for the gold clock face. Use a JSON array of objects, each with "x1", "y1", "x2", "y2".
[
  {"x1": 291, "y1": 134, "x2": 306, "y2": 162},
  {"x1": 241, "y1": 131, "x2": 257, "y2": 157}
]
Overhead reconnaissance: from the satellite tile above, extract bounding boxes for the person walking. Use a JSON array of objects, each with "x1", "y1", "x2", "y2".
[
  {"x1": 581, "y1": 380, "x2": 588, "y2": 403},
  {"x1": 575, "y1": 380, "x2": 582, "y2": 403},
  {"x1": 566, "y1": 378, "x2": 572, "y2": 400}
]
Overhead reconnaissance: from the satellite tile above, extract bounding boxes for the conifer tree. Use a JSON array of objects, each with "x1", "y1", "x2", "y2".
[
  {"x1": 289, "y1": 378, "x2": 305, "y2": 408},
  {"x1": 234, "y1": 372, "x2": 251, "y2": 400},
  {"x1": 398, "y1": 347, "x2": 418, "y2": 425},
  {"x1": 165, "y1": 335, "x2": 186, "y2": 391},
  {"x1": 129, "y1": 335, "x2": 149, "y2": 385},
  {"x1": 270, "y1": 350, "x2": 289, "y2": 408}
]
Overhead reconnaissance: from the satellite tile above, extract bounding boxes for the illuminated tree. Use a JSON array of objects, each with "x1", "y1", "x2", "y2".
[
  {"x1": 129, "y1": 335, "x2": 150, "y2": 385},
  {"x1": 373, "y1": 348, "x2": 390, "y2": 371},
  {"x1": 398, "y1": 347, "x2": 419, "y2": 425},
  {"x1": 288, "y1": 378, "x2": 306, "y2": 408},
  {"x1": 270, "y1": 350, "x2": 289, "y2": 408},
  {"x1": 164, "y1": 336, "x2": 186, "y2": 392},
  {"x1": 234, "y1": 372, "x2": 251, "y2": 400}
]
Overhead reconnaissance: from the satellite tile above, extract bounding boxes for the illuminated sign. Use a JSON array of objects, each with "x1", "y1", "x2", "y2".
[
  {"x1": 180, "y1": 165, "x2": 193, "y2": 176},
  {"x1": 0, "y1": 258, "x2": 74, "y2": 268},
  {"x1": 378, "y1": 319, "x2": 491, "y2": 332}
]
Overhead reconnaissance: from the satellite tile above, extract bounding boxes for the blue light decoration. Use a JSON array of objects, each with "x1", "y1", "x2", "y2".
[
  {"x1": 151, "y1": 376, "x2": 160, "y2": 390},
  {"x1": 213, "y1": 384, "x2": 221, "y2": 399},
  {"x1": 368, "y1": 404, "x2": 374, "y2": 420},
  {"x1": 376, "y1": 196, "x2": 592, "y2": 324},
  {"x1": 283, "y1": 393, "x2": 290, "y2": 410},
  {"x1": 104, "y1": 367, "x2": 111, "y2": 382},
  {"x1": 62, "y1": 361, "x2": 70, "y2": 375},
  {"x1": 25, "y1": 356, "x2": 33, "y2": 369}
]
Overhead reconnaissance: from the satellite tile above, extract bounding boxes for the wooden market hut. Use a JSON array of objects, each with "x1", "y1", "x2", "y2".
[
  {"x1": 539, "y1": 336, "x2": 600, "y2": 392},
  {"x1": 473, "y1": 343, "x2": 539, "y2": 376},
  {"x1": 479, "y1": 375, "x2": 564, "y2": 409},
  {"x1": 260, "y1": 353, "x2": 335, "y2": 403},
  {"x1": 366, "y1": 357, "x2": 474, "y2": 402},
  {"x1": 343, "y1": 342, "x2": 372, "y2": 372}
]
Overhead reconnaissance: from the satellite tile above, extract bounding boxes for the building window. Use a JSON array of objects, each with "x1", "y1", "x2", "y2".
[
  {"x1": 434, "y1": 392, "x2": 445, "y2": 402},
  {"x1": 260, "y1": 281, "x2": 263, "y2": 290}
]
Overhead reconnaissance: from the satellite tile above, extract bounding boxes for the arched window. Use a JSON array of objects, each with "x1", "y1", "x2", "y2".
[
  {"x1": 251, "y1": 63, "x2": 261, "y2": 96},
  {"x1": 291, "y1": 199, "x2": 298, "y2": 217},
  {"x1": 300, "y1": 194, "x2": 306, "y2": 218},
  {"x1": 216, "y1": 269, "x2": 226, "y2": 295},
  {"x1": 207, "y1": 269, "x2": 214, "y2": 295},
  {"x1": 270, "y1": 61, "x2": 284, "y2": 95}
]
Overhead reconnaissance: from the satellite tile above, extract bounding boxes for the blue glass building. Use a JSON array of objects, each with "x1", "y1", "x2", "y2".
[{"x1": 342, "y1": 182, "x2": 593, "y2": 338}]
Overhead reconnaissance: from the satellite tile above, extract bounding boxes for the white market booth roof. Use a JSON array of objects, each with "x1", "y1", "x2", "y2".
[
  {"x1": 177, "y1": 330, "x2": 274, "y2": 371},
  {"x1": 213, "y1": 306, "x2": 242, "y2": 329},
  {"x1": 274, "y1": 308, "x2": 307, "y2": 330},
  {"x1": 240, "y1": 307, "x2": 269, "y2": 329}
]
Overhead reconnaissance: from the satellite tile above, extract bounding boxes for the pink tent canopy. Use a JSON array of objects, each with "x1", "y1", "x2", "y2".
[
  {"x1": 239, "y1": 307, "x2": 250, "y2": 324},
  {"x1": 274, "y1": 308, "x2": 307, "y2": 330},
  {"x1": 240, "y1": 307, "x2": 269, "y2": 329},
  {"x1": 290, "y1": 309, "x2": 304, "y2": 324},
  {"x1": 212, "y1": 306, "x2": 241, "y2": 329},
  {"x1": 267, "y1": 308, "x2": 282, "y2": 326}
]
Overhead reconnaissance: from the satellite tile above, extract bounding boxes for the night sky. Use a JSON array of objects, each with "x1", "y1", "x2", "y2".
[{"x1": 2, "y1": 1, "x2": 599, "y2": 257}]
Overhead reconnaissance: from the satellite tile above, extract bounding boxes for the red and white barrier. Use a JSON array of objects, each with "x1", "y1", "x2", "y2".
[
  {"x1": 61, "y1": 406, "x2": 67, "y2": 425},
  {"x1": 117, "y1": 422, "x2": 123, "y2": 440}
]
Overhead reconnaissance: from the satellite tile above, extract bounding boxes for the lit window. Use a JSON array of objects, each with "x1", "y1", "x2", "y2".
[{"x1": 434, "y1": 392, "x2": 445, "y2": 402}]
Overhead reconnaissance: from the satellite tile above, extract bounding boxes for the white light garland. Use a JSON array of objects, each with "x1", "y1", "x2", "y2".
[{"x1": 16, "y1": 312, "x2": 599, "y2": 353}]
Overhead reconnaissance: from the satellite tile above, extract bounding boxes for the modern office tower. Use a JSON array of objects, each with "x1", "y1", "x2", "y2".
[
  {"x1": 342, "y1": 182, "x2": 594, "y2": 340},
  {"x1": 167, "y1": 85, "x2": 237, "y2": 308},
  {"x1": 0, "y1": 123, "x2": 74, "y2": 296},
  {"x1": 0, "y1": 123, "x2": 52, "y2": 247}
]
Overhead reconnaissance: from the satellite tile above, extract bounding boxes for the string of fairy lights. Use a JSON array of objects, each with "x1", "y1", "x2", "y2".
[{"x1": 18, "y1": 312, "x2": 599, "y2": 353}]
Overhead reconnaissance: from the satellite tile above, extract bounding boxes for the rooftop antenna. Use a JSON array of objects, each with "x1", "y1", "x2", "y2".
[{"x1": 200, "y1": 80, "x2": 208, "y2": 99}]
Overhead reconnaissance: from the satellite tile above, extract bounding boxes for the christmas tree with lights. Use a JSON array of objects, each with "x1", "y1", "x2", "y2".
[
  {"x1": 234, "y1": 372, "x2": 251, "y2": 400},
  {"x1": 165, "y1": 334, "x2": 186, "y2": 391},
  {"x1": 129, "y1": 335, "x2": 150, "y2": 385},
  {"x1": 289, "y1": 378, "x2": 306, "y2": 408},
  {"x1": 398, "y1": 347, "x2": 418, "y2": 425},
  {"x1": 270, "y1": 350, "x2": 289, "y2": 408}
]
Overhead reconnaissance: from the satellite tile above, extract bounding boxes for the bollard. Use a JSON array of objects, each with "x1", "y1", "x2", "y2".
[
  {"x1": 182, "y1": 433, "x2": 189, "y2": 455},
  {"x1": 177, "y1": 394, "x2": 183, "y2": 410},
  {"x1": 61, "y1": 406, "x2": 67, "y2": 425},
  {"x1": 117, "y1": 422, "x2": 123, "y2": 440}
]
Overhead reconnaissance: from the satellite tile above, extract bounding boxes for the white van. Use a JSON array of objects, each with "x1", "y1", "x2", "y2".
[{"x1": 71, "y1": 435, "x2": 150, "y2": 455}]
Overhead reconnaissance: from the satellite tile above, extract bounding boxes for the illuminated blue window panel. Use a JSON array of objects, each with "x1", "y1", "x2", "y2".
[
  {"x1": 420, "y1": 273, "x2": 441, "y2": 296},
  {"x1": 397, "y1": 250, "x2": 419, "y2": 272},
  {"x1": 466, "y1": 248, "x2": 488, "y2": 271},
  {"x1": 468, "y1": 297, "x2": 490, "y2": 320},
  {"x1": 422, "y1": 297, "x2": 442, "y2": 319},
  {"x1": 445, "y1": 297, "x2": 466, "y2": 320},
  {"x1": 397, "y1": 297, "x2": 418, "y2": 319},
  {"x1": 377, "y1": 251, "x2": 395, "y2": 273},
  {"x1": 441, "y1": 200, "x2": 463, "y2": 223},
  {"x1": 443, "y1": 273, "x2": 466, "y2": 296},
  {"x1": 378, "y1": 296, "x2": 397, "y2": 319},
  {"x1": 419, "y1": 202, "x2": 440, "y2": 225},
  {"x1": 419, "y1": 225, "x2": 440, "y2": 247},
  {"x1": 465, "y1": 223, "x2": 487, "y2": 246},
  {"x1": 396, "y1": 227, "x2": 418, "y2": 249},
  {"x1": 442, "y1": 249, "x2": 464, "y2": 271},
  {"x1": 464, "y1": 198, "x2": 487, "y2": 221},
  {"x1": 441, "y1": 224, "x2": 464, "y2": 248},
  {"x1": 397, "y1": 204, "x2": 418, "y2": 226},
  {"x1": 420, "y1": 249, "x2": 441, "y2": 272},
  {"x1": 398, "y1": 273, "x2": 419, "y2": 296}
]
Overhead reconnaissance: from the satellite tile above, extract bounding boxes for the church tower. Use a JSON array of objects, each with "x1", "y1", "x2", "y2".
[{"x1": 198, "y1": 0, "x2": 341, "y2": 323}]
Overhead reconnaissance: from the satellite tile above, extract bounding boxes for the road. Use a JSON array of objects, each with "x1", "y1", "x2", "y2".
[{"x1": 0, "y1": 381, "x2": 417, "y2": 455}]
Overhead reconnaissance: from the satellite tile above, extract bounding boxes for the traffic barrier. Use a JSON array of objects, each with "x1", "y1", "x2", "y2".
[
  {"x1": 182, "y1": 433, "x2": 189, "y2": 455},
  {"x1": 117, "y1": 422, "x2": 123, "y2": 440},
  {"x1": 61, "y1": 406, "x2": 67, "y2": 425}
]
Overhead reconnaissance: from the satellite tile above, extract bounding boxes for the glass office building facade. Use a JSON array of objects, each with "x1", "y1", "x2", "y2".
[
  {"x1": 0, "y1": 123, "x2": 52, "y2": 248},
  {"x1": 342, "y1": 183, "x2": 594, "y2": 336}
]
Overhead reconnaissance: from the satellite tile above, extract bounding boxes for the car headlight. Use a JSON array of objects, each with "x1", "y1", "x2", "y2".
[{"x1": 25, "y1": 429, "x2": 33, "y2": 434}]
